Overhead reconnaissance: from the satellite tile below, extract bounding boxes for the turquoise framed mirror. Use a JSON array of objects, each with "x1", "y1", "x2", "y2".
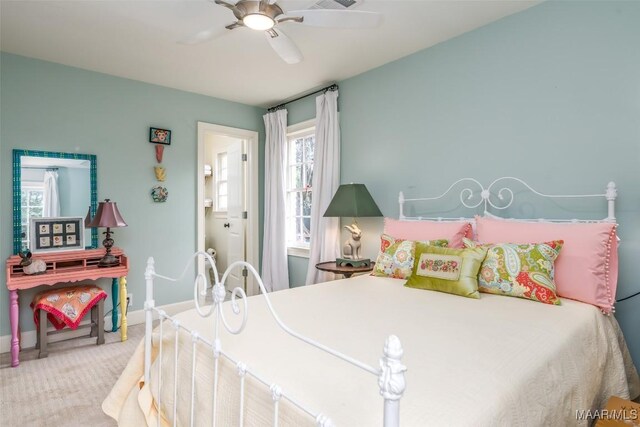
[{"x1": 12, "y1": 149, "x2": 98, "y2": 254}]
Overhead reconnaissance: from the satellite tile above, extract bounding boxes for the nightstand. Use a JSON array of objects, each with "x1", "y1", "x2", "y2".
[{"x1": 315, "y1": 261, "x2": 375, "y2": 278}]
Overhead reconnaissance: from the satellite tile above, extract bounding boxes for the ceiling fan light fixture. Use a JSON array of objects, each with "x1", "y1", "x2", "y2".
[{"x1": 243, "y1": 13, "x2": 275, "y2": 31}]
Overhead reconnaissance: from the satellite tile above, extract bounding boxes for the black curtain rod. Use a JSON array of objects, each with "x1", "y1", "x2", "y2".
[{"x1": 267, "y1": 84, "x2": 338, "y2": 112}]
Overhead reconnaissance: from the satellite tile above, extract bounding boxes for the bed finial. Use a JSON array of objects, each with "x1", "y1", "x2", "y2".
[
  {"x1": 606, "y1": 181, "x2": 617, "y2": 222},
  {"x1": 236, "y1": 361, "x2": 248, "y2": 377},
  {"x1": 606, "y1": 181, "x2": 617, "y2": 200},
  {"x1": 270, "y1": 384, "x2": 283, "y2": 402},
  {"x1": 399, "y1": 192, "x2": 405, "y2": 219},
  {"x1": 144, "y1": 256, "x2": 155, "y2": 280},
  {"x1": 379, "y1": 335, "x2": 406, "y2": 427},
  {"x1": 316, "y1": 413, "x2": 335, "y2": 427}
]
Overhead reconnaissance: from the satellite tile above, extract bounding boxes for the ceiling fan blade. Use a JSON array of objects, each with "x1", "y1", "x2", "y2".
[
  {"x1": 265, "y1": 28, "x2": 303, "y2": 64},
  {"x1": 177, "y1": 26, "x2": 229, "y2": 45},
  {"x1": 213, "y1": 0, "x2": 238, "y2": 11},
  {"x1": 287, "y1": 9, "x2": 381, "y2": 29}
]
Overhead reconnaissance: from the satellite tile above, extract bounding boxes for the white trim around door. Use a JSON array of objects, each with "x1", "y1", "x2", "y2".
[{"x1": 197, "y1": 122, "x2": 260, "y2": 296}]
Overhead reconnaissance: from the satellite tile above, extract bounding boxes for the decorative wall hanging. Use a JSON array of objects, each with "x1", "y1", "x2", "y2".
[
  {"x1": 155, "y1": 145, "x2": 164, "y2": 163},
  {"x1": 149, "y1": 128, "x2": 170, "y2": 201},
  {"x1": 154, "y1": 166, "x2": 166, "y2": 182},
  {"x1": 30, "y1": 216, "x2": 85, "y2": 254},
  {"x1": 149, "y1": 127, "x2": 171, "y2": 145},
  {"x1": 151, "y1": 186, "x2": 168, "y2": 203}
]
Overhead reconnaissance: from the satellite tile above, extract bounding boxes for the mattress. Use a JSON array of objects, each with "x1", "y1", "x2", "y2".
[{"x1": 104, "y1": 274, "x2": 640, "y2": 426}]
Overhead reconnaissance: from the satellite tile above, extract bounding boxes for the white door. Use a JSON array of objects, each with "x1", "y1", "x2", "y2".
[{"x1": 226, "y1": 140, "x2": 246, "y2": 292}]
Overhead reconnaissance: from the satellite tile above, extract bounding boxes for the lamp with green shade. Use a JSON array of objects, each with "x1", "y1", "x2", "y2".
[{"x1": 323, "y1": 183, "x2": 382, "y2": 267}]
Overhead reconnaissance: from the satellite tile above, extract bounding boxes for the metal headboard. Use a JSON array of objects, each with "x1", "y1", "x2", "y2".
[{"x1": 399, "y1": 177, "x2": 617, "y2": 223}]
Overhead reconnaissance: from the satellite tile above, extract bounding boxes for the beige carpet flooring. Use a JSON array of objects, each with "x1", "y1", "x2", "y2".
[{"x1": 0, "y1": 324, "x2": 143, "y2": 426}]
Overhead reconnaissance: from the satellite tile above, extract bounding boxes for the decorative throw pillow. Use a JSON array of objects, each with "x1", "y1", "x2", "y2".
[
  {"x1": 372, "y1": 234, "x2": 448, "y2": 279},
  {"x1": 404, "y1": 243, "x2": 486, "y2": 299},
  {"x1": 475, "y1": 216, "x2": 618, "y2": 313},
  {"x1": 464, "y1": 237, "x2": 563, "y2": 305},
  {"x1": 383, "y1": 218, "x2": 473, "y2": 248}
]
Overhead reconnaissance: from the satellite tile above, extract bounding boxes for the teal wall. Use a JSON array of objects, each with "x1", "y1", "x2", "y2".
[
  {"x1": 287, "y1": 255, "x2": 309, "y2": 288},
  {"x1": 0, "y1": 53, "x2": 263, "y2": 336},
  {"x1": 286, "y1": 1, "x2": 640, "y2": 368}
]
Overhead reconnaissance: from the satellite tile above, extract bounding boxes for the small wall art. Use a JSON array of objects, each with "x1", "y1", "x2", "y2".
[
  {"x1": 30, "y1": 217, "x2": 85, "y2": 253},
  {"x1": 155, "y1": 145, "x2": 164, "y2": 163},
  {"x1": 149, "y1": 127, "x2": 171, "y2": 145},
  {"x1": 154, "y1": 166, "x2": 166, "y2": 182},
  {"x1": 151, "y1": 186, "x2": 168, "y2": 203}
]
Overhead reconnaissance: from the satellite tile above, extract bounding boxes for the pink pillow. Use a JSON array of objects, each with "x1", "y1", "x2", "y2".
[
  {"x1": 384, "y1": 218, "x2": 473, "y2": 248},
  {"x1": 475, "y1": 216, "x2": 618, "y2": 313}
]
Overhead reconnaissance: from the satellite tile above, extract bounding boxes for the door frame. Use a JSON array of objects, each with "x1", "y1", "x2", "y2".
[{"x1": 197, "y1": 121, "x2": 259, "y2": 296}]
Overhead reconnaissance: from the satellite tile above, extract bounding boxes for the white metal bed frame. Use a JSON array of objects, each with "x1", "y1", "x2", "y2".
[
  {"x1": 399, "y1": 176, "x2": 617, "y2": 223},
  {"x1": 144, "y1": 255, "x2": 406, "y2": 427},
  {"x1": 142, "y1": 177, "x2": 617, "y2": 427}
]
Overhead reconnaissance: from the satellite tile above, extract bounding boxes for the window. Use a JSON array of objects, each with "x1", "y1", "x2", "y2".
[
  {"x1": 21, "y1": 183, "x2": 44, "y2": 249},
  {"x1": 286, "y1": 122, "x2": 315, "y2": 254},
  {"x1": 216, "y1": 152, "x2": 228, "y2": 211}
]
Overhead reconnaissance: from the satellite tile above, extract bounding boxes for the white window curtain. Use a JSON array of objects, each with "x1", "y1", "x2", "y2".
[
  {"x1": 43, "y1": 170, "x2": 60, "y2": 217},
  {"x1": 262, "y1": 109, "x2": 290, "y2": 292},
  {"x1": 305, "y1": 89, "x2": 341, "y2": 285}
]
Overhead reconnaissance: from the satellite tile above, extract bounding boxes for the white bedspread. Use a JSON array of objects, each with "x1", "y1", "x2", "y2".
[{"x1": 104, "y1": 275, "x2": 640, "y2": 426}]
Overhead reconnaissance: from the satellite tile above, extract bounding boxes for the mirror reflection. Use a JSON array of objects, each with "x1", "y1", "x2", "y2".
[{"x1": 14, "y1": 153, "x2": 97, "y2": 252}]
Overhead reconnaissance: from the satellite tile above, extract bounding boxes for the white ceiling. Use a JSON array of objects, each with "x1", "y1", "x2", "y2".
[{"x1": 0, "y1": 0, "x2": 538, "y2": 107}]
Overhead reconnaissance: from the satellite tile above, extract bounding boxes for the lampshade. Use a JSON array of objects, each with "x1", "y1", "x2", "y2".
[
  {"x1": 323, "y1": 184, "x2": 382, "y2": 218},
  {"x1": 88, "y1": 199, "x2": 128, "y2": 228}
]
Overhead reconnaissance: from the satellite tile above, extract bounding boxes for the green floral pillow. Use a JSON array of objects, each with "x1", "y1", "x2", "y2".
[
  {"x1": 372, "y1": 234, "x2": 448, "y2": 279},
  {"x1": 404, "y1": 243, "x2": 487, "y2": 299},
  {"x1": 463, "y1": 238, "x2": 564, "y2": 305}
]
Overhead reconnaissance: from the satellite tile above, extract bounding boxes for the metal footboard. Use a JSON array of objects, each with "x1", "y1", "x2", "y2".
[{"x1": 143, "y1": 252, "x2": 406, "y2": 427}]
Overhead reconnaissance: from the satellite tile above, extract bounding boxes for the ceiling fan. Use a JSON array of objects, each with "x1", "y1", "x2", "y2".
[{"x1": 180, "y1": 0, "x2": 382, "y2": 64}]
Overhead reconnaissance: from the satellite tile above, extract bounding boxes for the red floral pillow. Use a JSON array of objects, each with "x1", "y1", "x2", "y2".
[{"x1": 465, "y1": 238, "x2": 564, "y2": 305}]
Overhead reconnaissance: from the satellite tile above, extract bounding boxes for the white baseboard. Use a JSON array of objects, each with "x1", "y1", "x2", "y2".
[{"x1": 0, "y1": 299, "x2": 195, "y2": 354}]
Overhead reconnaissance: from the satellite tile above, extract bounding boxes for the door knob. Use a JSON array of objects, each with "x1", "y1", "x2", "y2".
[{"x1": 224, "y1": 223, "x2": 230, "y2": 228}]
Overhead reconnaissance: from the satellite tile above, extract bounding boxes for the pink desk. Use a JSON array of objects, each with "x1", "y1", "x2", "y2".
[{"x1": 5, "y1": 247, "x2": 129, "y2": 367}]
